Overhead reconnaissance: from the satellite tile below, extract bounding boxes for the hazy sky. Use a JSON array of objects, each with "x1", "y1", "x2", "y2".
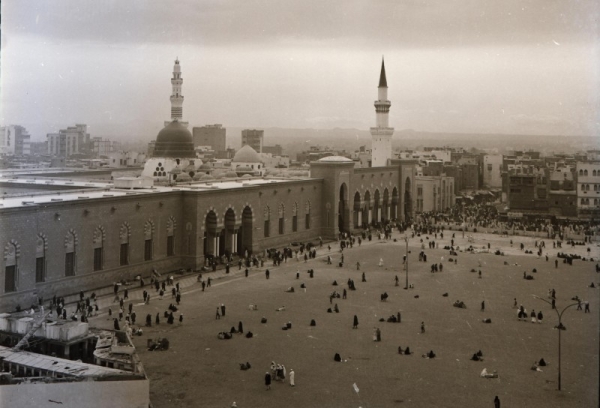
[{"x1": 1, "y1": 0, "x2": 598, "y2": 141}]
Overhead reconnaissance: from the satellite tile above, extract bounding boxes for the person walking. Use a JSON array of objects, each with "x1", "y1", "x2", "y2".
[
  {"x1": 421, "y1": 322, "x2": 425, "y2": 334},
  {"x1": 289, "y1": 369, "x2": 295, "y2": 387},
  {"x1": 353, "y1": 315, "x2": 358, "y2": 329},
  {"x1": 494, "y1": 395, "x2": 501, "y2": 408},
  {"x1": 215, "y1": 307, "x2": 221, "y2": 320},
  {"x1": 265, "y1": 372, "x2": 272, "y2": 390},
  {"x1": 481, "y1": 300, "x2": 485, "y2": 311}
]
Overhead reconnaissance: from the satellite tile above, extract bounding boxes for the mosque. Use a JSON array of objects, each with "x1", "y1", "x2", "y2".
[{"x1": 0, "y1": 59, "x2": 419, "y2": 310}]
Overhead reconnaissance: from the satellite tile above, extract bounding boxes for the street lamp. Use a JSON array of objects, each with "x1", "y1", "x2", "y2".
[
  {"x1": 532, "y1": 295, "x2": 579, "y2": 391},
  {"x1": 403, "y1": 235, "x2": 409, "y2": 289}
]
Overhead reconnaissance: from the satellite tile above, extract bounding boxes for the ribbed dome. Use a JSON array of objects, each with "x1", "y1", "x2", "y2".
[
  {"x1": 152, "y1": 121, "x2": 195, "y2": 158},
  {"x1": 317, "y1": 155, "x2": 353, "y2": 163},
  {"x1": 233, "y1": 145, "x2": 261, "y2": 163}
]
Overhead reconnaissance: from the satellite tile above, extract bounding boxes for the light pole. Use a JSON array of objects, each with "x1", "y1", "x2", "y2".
[
  {"x1": 532, "y1": 295, "x2": 579, "y2": 391},
  {"x1": 403, "y1": 235, "x2": 409, "y2": 289}
]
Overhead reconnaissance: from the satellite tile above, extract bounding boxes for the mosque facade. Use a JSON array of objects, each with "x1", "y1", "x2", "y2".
[{"x1": 0, "y1": 59, "x2": 418, "y2": 310}]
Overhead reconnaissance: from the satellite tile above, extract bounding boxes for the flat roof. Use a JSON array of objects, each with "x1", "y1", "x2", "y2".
[
  {"x1": 0, "y1": 346, "x2": 134, "y2": 378},
  {"x1": 0, "y1": 177, "x2": 313, "y2": 209}
]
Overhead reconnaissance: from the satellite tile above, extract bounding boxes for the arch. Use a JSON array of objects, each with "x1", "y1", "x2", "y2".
[
  {"x1": 391, "y1": 187, "x2": 399, "y2": 219},
  {"x1": 204, "y1": 210, "x2": 219, "y2": 258},
  {"x1": 338, "y1": 183, "x2": 349, "y2": 233},
  {"x1": 579, "y1": 169, "x2": 583, "y2": 176},
  {"x1": 584, "y1": 169, "x2": 588, "y2": 176},
  {"x1": 4, "y1": 240, "x2": 20, "y2": 293},
  {"x1": 382, "y1": 188, "x2": 390, "y2": 221},
  {"x1": 36, "y1": 233, "x2": 48, "y2": 283},
  {"x1": 363, "y1": 190, "x2": 372, "y2": 225},
  {"x1": 353, "y1": 191, "x2": 362, "y2": 228},
  {"x1": 373, "y1": 189, "x2": 381, "y2": 224},
  {"x1": 240, "y1": 206, "x2": 253, "y2": 256},
  {"x1": 404, "y1": 177, "x2": 412, "y2": 222},
  {"x1": 119, "y1": 222, "x2": 131, "y2": 243},
  {"x1": 223, "y1": 208, "x2": 236, "y2": 257},
  {"x1": 593, "y1": 170, "x2": 597, "y2": 176}
]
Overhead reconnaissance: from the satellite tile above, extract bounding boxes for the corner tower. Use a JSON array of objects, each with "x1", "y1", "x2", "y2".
[{"x1": 370, "y1": 58, "x2": 394, "y2": 167}]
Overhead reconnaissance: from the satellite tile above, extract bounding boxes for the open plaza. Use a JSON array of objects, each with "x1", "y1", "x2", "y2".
[{"x1": 89, "y1": 230, "x2": 599, "y2": 408}]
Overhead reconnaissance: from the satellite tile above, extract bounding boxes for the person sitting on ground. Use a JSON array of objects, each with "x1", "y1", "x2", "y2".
[
  {"x1": 276, "y1": 306, "x2": 286, "y2": 311},
  {"x1": 334, "y1": 353, "x2": 342, "y2": 362},
  {"x1": 423, "y1": 350, "x2": 436, "y2": 359},
  {"x1": 482, "y1": 318, "x2": 492, "y2": 323},
  {"x1": 245, "y1": 331, "x2": 253, "y2": 338},
  {"x1": 538, "y1": 358, "x2": 546, "y2": 366},
  {"x1": 453, "y1": 300, "x2": 466, "y2": 309},
  {"x1": 531, "y1": 361, "x2": 542, "y2": 371},
  {"x1": 261, "y1": 317, "x2": 268, "y2": 323},
  {"x1": 442, "y1": 293, "x2": 449, "y2": 297},
  {"x1": 471, "y1": 353, "x2": 482, "y2": 361},
  {"x1": 480, "y1": 368, "x2": 498, "y2": 378},
  {"x1": 240, "y1": 362, "x2": 252, "y2": 370},
  {"x1": 398, "y1": 346, "x2": 403, "y2": 354},
  {"x1": 404, "y1": 347, "x2": 413, "y2": 355},
  {"x1": 285, "y1": 287, "x2": 295, "y2": 293},
  {"x1": 327, "y1": 308, "x2": 333, "y2": 313},
  {"x1": 589, "y1": 282, "x2": 596, "y2": 288},
  {"x1": 387, "y1": 315, "x2": 397, "y2": 323},
  {"x1": 332, "y1": 280, "x2": 338, "y2": 286},
  {"x1": 334, "y1": 303, "x2": 339, "y2": 313},
  {"x1": 310, "y1": 319, "x2": 316, "y2": 326}
]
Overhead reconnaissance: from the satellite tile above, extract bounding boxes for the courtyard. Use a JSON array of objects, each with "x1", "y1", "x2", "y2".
[{"x1": 92, "y1": 231, "x2": 599, "y2": 408}]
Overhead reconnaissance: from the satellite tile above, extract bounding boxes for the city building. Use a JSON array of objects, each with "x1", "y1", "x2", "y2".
[
  {"x1": 483, "y1": 154, "x2": 503, "y2": 188},
  {"x1": 241, "y1": 129, "x2": 264, "y2": 153},
  {"x1": 576, "y1": 161, "x2": 600, "y2": 219},
  {"x1": 47, "y1": 124, "x2": 90, "y2": 158},
  {"x1": 548, "y1": 165, "x2": 577, "y2": 217},
  {"x1": 370, "y1": 59, "x2": 394, "y2": 167},
  {"x1": 414, "y1": 175, "x2": 455, "y2": 213},
  {"x1": 106, "y1": 151, "x2": 146, "y2": 168},
  {"x1": 192, "y1": 125, "x2": 226, "y2": 152},
  {"x1": 0, "y1": 125, "x2": 31, "y2": 156}
]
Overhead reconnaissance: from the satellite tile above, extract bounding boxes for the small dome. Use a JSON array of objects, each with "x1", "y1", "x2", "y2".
[
  {"x1": 170, "y1": 166, "x2": 182, "y2": 174},
  {"x1": 225, "y1": 171, "x2": 238, "y2": 178},
  {"x1": 233, "y1": 145, "x2": 261, "y2": 163},
  {"x1": 200, "y1": 163, "x2": 212, "y2": 170},
  {"x1": 153, "y1": 121, "x2": 195, "y2": 158},
  {"x1": 177, "y1": 173, "x2": 191, "y2": 182},
  {"x1": 317, "y1": 155, "x2": 353, "y2": 163},
  {"x1": 192, "y1": 173, "x2": 204, "y2": 180},
  {"x1": 200, "y1": 174, "x2": 214, "y2": 180}
]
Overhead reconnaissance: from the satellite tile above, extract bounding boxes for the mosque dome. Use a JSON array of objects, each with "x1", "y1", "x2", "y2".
[
  {"x1": 233, "y1": 145, "x2": 261, "y2": 163},
  {"x1": 152, "y1": 120, "x2": 195, "y2": 158},
  {"x1": 317, "y1": 155, "x2": 353, "y2": 163}
]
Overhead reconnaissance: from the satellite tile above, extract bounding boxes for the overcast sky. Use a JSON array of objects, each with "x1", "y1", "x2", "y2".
[{"x1": 1, "y1": 0, "x2": 598, "y2": 141}]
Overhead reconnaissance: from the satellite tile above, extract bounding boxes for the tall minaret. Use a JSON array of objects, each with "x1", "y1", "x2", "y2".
[
  {"x1": 370, "y1": 58, "x2": 394, "y2": 167},
  {"x1": 164, "y1": 58, "x2": 188, "y2": 127}
]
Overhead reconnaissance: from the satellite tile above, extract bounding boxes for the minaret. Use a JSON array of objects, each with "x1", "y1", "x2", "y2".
[
  {"x1": 165, "y1": 58, "x2": 188, "y2": 127},
  {"x1": 370, "y1": 58, "x2": 394, "y2": 167}
]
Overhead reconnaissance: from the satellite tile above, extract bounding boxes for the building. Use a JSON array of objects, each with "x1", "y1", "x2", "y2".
[
  {"x1": 262, "y1": 144, "x2": 283, "y2": 156},
  {"x1": 106, "y1": 151, "x2": 146, "y2": 168},
  {"x1": 192, "y1": 125, "x2": 226, "y2": 151},
  {"x1": 548, "y1": 166, "x2": 577, "y2": 217},
  {"x1": 506, "y1": 169, "x2": 548, "y2": 212},
  {"x1": 483, "y1": 154, "x2": 503, "y2": 188},
  {"x1": 231, "y1": 145, "x2": 265, "y2": 176},
  {"x1": 47, "y1": 124, "x2": 90, "y2": 158},
  {"x1": 414, "y1": 175, "x2": 455, "y2": 213},
  {"x1": 241, "y1": 129, "x2": 264, "y2": 153},
  {"x1": 260, "y1": 152, "x2": 290, "y2": 170},
  {"x1": 29, "y1": 141, "x2": 48, "y2": 156},
  {"x1": 91, "y1": 137, "x2": 120, "y2": 157},
  {"x1": 164, "y1": 59, "x2": 188, "y2": 128},
  {"x1": 352, "y1": 146, "x2": 372, "y2": 168},
  {"x1": 0, "y1": 126, "x2": 31, "y2": 156},
  {"x1": 576, "y1": 161, "x2": 600, "y2": 219},
  {"x1": 370, "y1": 59, "x2": 394, "y2": 167}
]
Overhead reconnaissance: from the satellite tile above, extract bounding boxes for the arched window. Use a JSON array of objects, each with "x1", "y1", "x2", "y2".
[
  {"x1": 278, "y1": 204, "x2": 285, "y2": 235},
  {"x1": 64, "y1": 229, "x2": 77, "y2": 277},
  {"x1": 305, "y1": 200, "x2": 311, "y2": 229},
  {"x1": 4, "y1": 240, "x2": 20, "y2": 292},
  {"x1": 144, "y1": 220, "x2": 154, "y2": 261},
  {"x1": 93, "y1": 226, "x2": 105, "y2": 271},
  {"x1": 593, "y1": 170, "x2": 597, "y2": 176},
  {"x1": 264, "y1": 207, "x2": 270, "y2": 238},
  {"x1": 292, "y1": 202, "x2": 298, "y2": 232},
  {"x1": 584, "y1": 169, "x2": 588, "y2": 176},
  {"x1": 119, "y1": 223, "x2": 131, "y2": 266},
  {"x1": 579, "y1": 169, "x2": 583, "y2": 176},
  {"x1": 35, "y1": 233, "x2": 48, "y2": 283},
  {"x1": 167, "y1": 216, "x2": 176, "y2": 256}
]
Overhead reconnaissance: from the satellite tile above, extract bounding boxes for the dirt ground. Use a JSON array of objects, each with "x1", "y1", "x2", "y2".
[{"x1": 92, "y1": 232, "x2": 599, "y2": 408}]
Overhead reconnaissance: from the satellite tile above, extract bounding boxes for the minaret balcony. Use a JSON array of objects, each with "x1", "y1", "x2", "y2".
[{"x1": 374, "y1": 100, "x2": 391, "y2": 106}]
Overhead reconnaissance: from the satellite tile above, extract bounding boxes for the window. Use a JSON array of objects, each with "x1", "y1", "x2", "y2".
[
  {"x1": 144, "y1": 220, "x2": 154, "y2": 261},
  {"x1": 278, "y1": 204, "x2": 285, "y2": 235},
  {"x1": 305, "y1": 201, "x2": 311, "y2": 229},
  {"x1": 65, "y1": 252, "x2": 75, "y2": 276},
  {"x1": 35, "y1": 234, "x2": 46, "y2": 283},
  {"x1": 292, "y1": 202, "x2": 298, "y2": 232},
  {"x1": 120, "y1": 243, "x2": 129, "y2": 266},
  {"x1": 584, "y1": 169, "x2": 588, "y2": 176},
  {"x1": 36, "y1": 257, "x2": 45, "y2": 283},
  {"x1": 93, "y1": 248, "x2": 103, "y2": 271},
  {"x1": 4, "y1": 241, "x2": 19, "y2": 292},
  {"x1": 5, "y1": 265, "x2": 16, "y2": 293},
  {"x1": 167, "y1": 236, "x2": 175, "y2": 256},
  {"x1": 93, "y1": 227, "x2": 104, "y2": 271},
  {"x1": 264, "y1": 207, "x2": 270, "y2": 237}
]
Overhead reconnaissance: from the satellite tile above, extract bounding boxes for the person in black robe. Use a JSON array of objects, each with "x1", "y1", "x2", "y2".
[
  {"x1": 155, "y1": 313, "x2": 160, "y2": 324},
  {"x1": 146, "y1": 314, "x2": 152, "y2": 327},
  {"x1": 265, "y1": 372, "x2": 272, "y2": 390},
  {"x1": 353, "y1": 315, "x2": 358, "y2": 329},
  {"x1": 238, "y1": 321, "x2": 244, "y2": 333},
  {"x1": 113, "y1": 318, "x2": 120, "y2": 331},
  {"x1": 167, "y1": 312, "x2": 174, "y2": 324}
]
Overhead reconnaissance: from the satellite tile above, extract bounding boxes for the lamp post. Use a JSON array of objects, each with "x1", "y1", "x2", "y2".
[
  {"x1": 403, "y1": 235, "x2": 409, "y2": 289},
  {"x1": 532, "y1": 295, "x2": 579, "y2": 391}
]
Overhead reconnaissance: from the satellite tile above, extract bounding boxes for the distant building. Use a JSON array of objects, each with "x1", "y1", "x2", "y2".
[
  {"x1": 232, "y1": 145, "x2": 265, "y2": 176},
  {"x1": 262, "y1": 144, "x2": 283, "y2": 156},
  {"x1": 29, "y1": 141, "x2": 48, "y2": 156},
  {"x1": 483, "y1": 154, "x2": 503, "y2": 188},
  {"x1": 91, "y1": 137, "x2": 119, "y2": 156},
  {"x1": 414, "y1": 175, "x2": 455, "y2": 213},
  {"x1": 548, "y1": 165, "x2": 577, "y2": 217},
  {"x1": 260, "y1": 153, "x2": 290, "y2": 169},
  {"x1": 576, "y1": 161, "x2": 600, "y2": 219},
  {"x1": 107, "y1": 151, "x2": 146, "y2": 168},
  {"x1": 0, "y1": 125, "x2": 31, "y2": 156},
  {"x1": 193, "y1": 124, "x2": 226, "y2": 151},
  {"x1": 506, "y1": 168, "x2": 548, "y2": 212},
  {"x1": 241, "y1": 129, "x2": 264, "y2": 153},
  {"x1": 352, "y1": 146, "x2": 372, "y2": 168},
  {"x1": 47, "y1": 124, "x2": 90, "y2": 157}
]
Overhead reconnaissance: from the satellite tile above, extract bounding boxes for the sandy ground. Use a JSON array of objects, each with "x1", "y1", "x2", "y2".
[{"x1": 90, "y1": 231, "x2": 599, "y2": 408}]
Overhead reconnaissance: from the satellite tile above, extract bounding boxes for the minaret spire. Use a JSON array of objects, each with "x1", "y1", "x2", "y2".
[
  {"x1": 170, "y1": 58, "x2": 184, "y2": 121},
  {"x1": 370, "y1": 57, "x2": 394, "y2": 167},
  {"x1": 378, "y1": 58, "x2": 388, "y2": 88}
]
